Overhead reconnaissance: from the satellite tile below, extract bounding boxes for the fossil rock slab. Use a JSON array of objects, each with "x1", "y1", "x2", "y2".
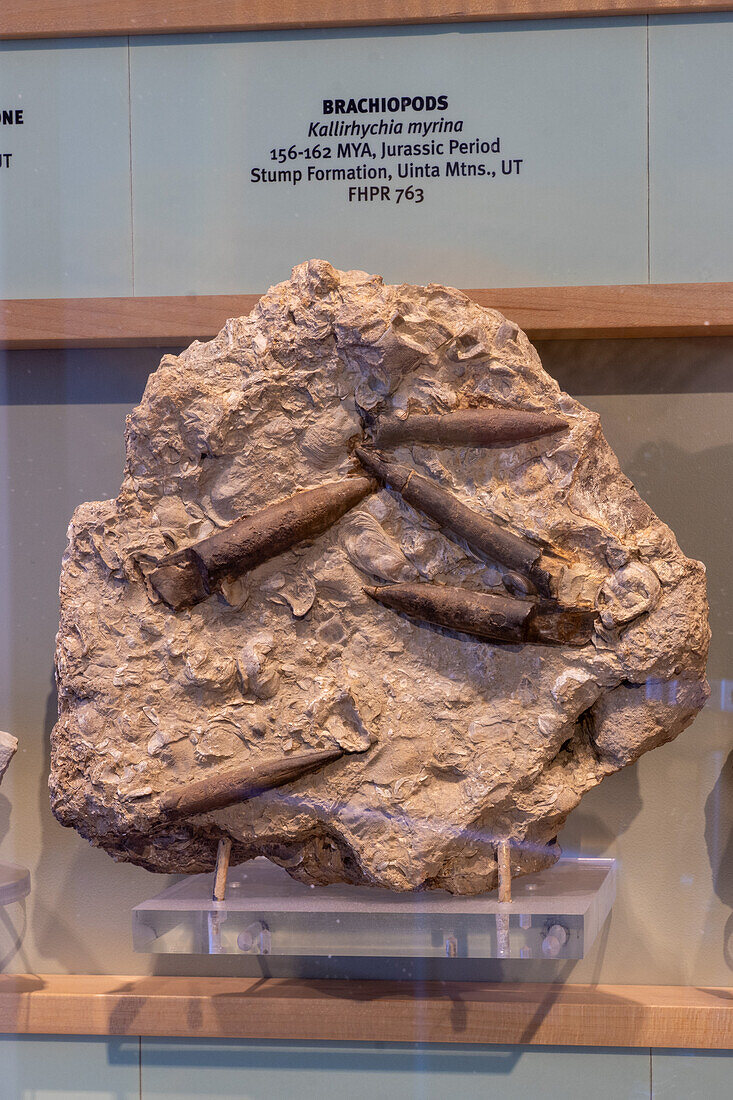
[
  {"x1": 0, "y1": 730, "x2": 17, "y2": 786},
  {"x1": 50, "y1": 261, "x2": 710, "y2": 893}
]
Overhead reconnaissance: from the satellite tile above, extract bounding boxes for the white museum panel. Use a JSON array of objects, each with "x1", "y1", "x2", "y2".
[{"x1": 129, "y1": 19, "x2": 648, "y2": 294}]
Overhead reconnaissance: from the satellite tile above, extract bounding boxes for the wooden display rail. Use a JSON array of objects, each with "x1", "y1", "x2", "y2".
[
  {"x1": 2, "y1": 1, "x2": 732, "y2": 40},
  {"x1": 2, "y1": 283, "x2": 732, "y2": 350},
  {"x1": 1, "y1": 976, "x2": 732, "y2": 1047}
]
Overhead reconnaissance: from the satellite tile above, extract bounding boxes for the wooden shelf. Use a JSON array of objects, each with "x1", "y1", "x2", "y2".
[
  {"x1": 2, "y1": 1, "x2": 732, "y2": 40},
  {"x1": 1, "y1": 976, "x2": 732, "y2": 1047},
  {"x1": 0, "y1": 294, "x2": 260, "y2": 351},
  {"x1": 1, "y1": 283, "x2": 731, "y2": 350}
]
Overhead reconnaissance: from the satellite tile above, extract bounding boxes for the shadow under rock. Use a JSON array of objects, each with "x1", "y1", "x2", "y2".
[
  {"x1": 557, "y1": 762, "x2": 644, "y2": 860},
  {"x1": 704, "y1": 748, "x2": 733, "y2": 971},
  {"x1": 0, "y1": 793, "x2": 10, "y2": 842},
  {"x1": 0, "y1": 347, "x2": 178, "y2": 405},
  {"x1": 31, "y1": 675, "x2": 107, "y2": 973},
  {"x1": 621, "y1": 437, "x2": 731, "y2": 682},
  {"x1": 537, "y1": 336, "x2": 733, "y2": 396}
]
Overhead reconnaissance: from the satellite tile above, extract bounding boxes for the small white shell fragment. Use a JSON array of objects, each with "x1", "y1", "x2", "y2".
[
  {"x1": 340, "y1": 511, "x2": 417, "y2": 583},
  {"x1": 596, "y1": 561, "x2": 662, "y2": 629}
]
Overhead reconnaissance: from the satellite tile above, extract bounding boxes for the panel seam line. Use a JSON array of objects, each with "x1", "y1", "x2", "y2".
[
  {"x1": 646, "y1": 15, "x2": 651, "y2": 284},
  {"x1": 127, "y1": 37, "x2": 135, "y2": 297}
]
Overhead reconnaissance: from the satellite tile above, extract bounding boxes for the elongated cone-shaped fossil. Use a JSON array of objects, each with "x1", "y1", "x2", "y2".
[
  {"x1": 159, "y1": 746, "x2": 353, "y2": 820},
  {"x1": 364, "y1": 582, "x2": 596, "y2": 647},
  {"x1": 150, "y1": 476, "x2": 375, "y2": 611},
  {"x1": 354, "y1": 446, "x2": 555, "y2": 596},
  {"x1": 373, "y1": 408, "x2": 568, "y2": 449}
]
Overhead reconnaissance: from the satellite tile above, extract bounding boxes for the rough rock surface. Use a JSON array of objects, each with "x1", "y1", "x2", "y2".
[
  {"x1": 0, "y1": 730, "x2": 17, "y2": 786},
  {"x1": 50, "y1": 262, "x2": 710, "y2": 893}
]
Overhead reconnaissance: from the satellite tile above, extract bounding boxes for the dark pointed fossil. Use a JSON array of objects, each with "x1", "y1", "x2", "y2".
[
  {"x1": 149, "y1": 476, "x2": 375, "y2": 611},
  {"x1": 373, "y1": 407, "x2": 568, "y2": 449},
  {"x1": 364, "y1": 582, "x2": 596, "y2": 647},
  {"x1": 158, "y1": 746, "x2": 354, "y2": 820},
  {"x1": 354, "y1": 446, "x2": 556, "y2": 596}
]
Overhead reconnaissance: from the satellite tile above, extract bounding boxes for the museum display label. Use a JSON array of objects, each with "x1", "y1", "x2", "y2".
[
  {"x1": 2, "y1": 16, "x2": 733, "y2": 299},
  {"x1": 129, "y1": 21, "x2": 649, "y2": 293},
  {"x1": 0, "y1": 38, "x2": 132, "y2": 299}
]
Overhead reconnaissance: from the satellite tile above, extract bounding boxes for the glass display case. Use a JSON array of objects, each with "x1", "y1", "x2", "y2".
[{"x1": 0, "y1": 3, "x2": 732, "y2": 1097}]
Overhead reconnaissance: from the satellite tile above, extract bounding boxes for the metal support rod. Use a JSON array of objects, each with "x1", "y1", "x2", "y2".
[
  {"x1": 496, "y1": 840, "x2": 512, "y2": 958},
  {"x1": 213, "y1": 838, "x2": 232, "y2": 902},
  {"x1": 498, "y1": 840, "x2": 512, "y2": 903}
]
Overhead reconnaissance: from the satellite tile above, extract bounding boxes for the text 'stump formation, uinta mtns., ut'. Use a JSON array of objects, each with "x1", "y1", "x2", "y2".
[{"x1": 50, "y1": 261, "x2": 710, "y2": 894}]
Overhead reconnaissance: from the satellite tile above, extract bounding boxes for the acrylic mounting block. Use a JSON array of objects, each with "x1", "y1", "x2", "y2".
[{"x1": 50, "y1": 262, "x2": 710, "y2": 894}]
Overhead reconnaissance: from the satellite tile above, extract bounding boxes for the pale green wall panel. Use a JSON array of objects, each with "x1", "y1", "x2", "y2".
[
  {"x1": 649, "y1": 15, "x2": 733, "y2": 282},
  {"x1": 0, "y1": 40, "x2": 133, "y2": 300},
  {"x1": 2, "y1": 18, "x2": 733, "y2": 299},
  {"x1": 0, "y1": 1035, "x2": 139, "y2": 1100},
  {"x1": 129, "y1": 19, "x2": 648, "y2": 295},
  {"x1": 652, "y1": 1049, "x2": 733, "y2": 1097},
  {"x1": 140, "y1": 1040, "x2": 650, "y2": 1099}
]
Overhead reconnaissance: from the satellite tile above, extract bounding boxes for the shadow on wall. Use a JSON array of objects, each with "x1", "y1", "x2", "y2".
[
  {"x1": 0, "y1": 793, "x2": 26, "y2": 970},
  {"x1": 555, "y1": 764, "x2": 643, "y2": 860},
  {"x1": 537, "y1": 336, "x2": 733, "y2": 396},
  {"x1": 0, "y1": 347, "x2": 176, "y2": 975},
  {"x1": 33, "y1": 673, "x2": 108, "y2": 973},
  {"x1": 622, "y1": 438, "x2": 730, "y2": 681},
  {"x1": 3, "y1": 337, "x2": 732, "y2": 404},
  {"x1": 0, "y1": 346, "x2": 174, "y2": 405},
  {"x1": 705, "y1": 748, "x2": 733, "y2": 969}
]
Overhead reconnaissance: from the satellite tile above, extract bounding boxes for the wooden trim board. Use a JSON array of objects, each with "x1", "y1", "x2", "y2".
[
  {"x1": 1, "y1": 283, "x2": 731, "y2": 349},
  {"x1": 2, "y1": 1, "x2": 732, "y2": 40},
  {"x1": 0, "y1": 295, "x2": 261, "y2": 351},
  {"x1": 1, "y1": 976, "x2": 732, "y2": 1047}
]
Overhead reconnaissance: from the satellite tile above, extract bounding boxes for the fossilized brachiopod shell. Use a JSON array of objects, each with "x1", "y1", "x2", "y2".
[
  {"x1": 340, "y1": 511, "x2": 417, "y2": 583},
  {"x1": 596, "y1": 561, "x2": 662, "y2": 629},
  {"x1": 300, "y1": 403, "x2": 362, "y2": 469}
]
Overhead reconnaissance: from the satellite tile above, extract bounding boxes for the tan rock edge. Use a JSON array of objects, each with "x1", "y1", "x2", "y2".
[
  {"x1": 0, "y1": 730, "x2": 17, "y2": 786},
  {"x1": 50, "y1": 262, "x2": 710, "y2": 893}
]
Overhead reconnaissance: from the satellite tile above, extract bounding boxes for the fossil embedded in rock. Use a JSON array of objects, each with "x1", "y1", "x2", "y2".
[
  {"x1": 159, "y1": 746, "x2": 355, "y2": 819},
  {"x1": 149, "y1": 476, "x2": 375, "y2": 611},
  {"x1": 364, "y1": 583, "x2": 597, "y2": 647},
  {"x1": 50, "y1": 260, "x2": 709, "y2": 894},
  {"x1": 373, "y1": 407, "x2": 569, "y2": 449},
  {"x1": 354, "y1": 446, "x2": 557, "y2": 597}
]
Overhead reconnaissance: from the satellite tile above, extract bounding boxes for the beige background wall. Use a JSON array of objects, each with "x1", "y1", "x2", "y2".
[{"x1": 0, "y1": 335, "x2": 731, "y2": 983}]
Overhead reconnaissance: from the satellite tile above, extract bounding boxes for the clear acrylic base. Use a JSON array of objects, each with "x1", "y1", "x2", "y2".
[
  {"x1": 133, "y1": 856, "x2": 616, "y2": 960},
  {"x1": 0, "y1": 862, "x2": 30, "y2": 907}
]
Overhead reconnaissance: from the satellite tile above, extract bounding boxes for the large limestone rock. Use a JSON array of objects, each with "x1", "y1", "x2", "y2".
[{"x1": 50, "y1": 262, "x2": 710, "y2": 893}]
